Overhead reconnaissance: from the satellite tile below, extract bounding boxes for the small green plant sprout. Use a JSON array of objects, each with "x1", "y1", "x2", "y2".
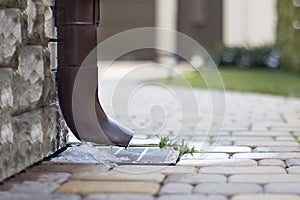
[
  {"x1": 291, "y1": 134, "x2": 300, "y2": 144},
  {"x1": 158, "y1": 136, "x2": 178, "y2": 148},
  {"x1": 156, "y1": 135, "x2": 196, "y2": 156}
]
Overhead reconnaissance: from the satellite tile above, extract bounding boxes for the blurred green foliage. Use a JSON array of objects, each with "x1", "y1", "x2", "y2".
[
  {"x1": 216, "y1": 46, "x2": 280, "y2": 68},
  {"x1": 277, "y1": 0, "x2": 300, "y2": 72}
]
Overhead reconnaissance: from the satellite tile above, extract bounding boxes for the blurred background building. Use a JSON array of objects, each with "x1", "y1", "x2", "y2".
[
  {"x1": 99, "y1": 0, "x2": 276, "y2": 59},
  {"x1": 223, "y1": 0, "x2": 277, "y2": 47}
]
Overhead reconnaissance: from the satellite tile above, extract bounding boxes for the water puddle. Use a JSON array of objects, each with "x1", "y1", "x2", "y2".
[{"x1": 50, "y1": 142, "x2": 179, "y2": 165}]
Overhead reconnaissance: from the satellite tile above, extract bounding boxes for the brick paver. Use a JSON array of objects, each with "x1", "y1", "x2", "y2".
[
  {"x1": 229, "y1": 174, "x2": 300, "y2": 183},
  {"x1": 157, "y1": 194, "x2": 228, "y2": 200},
  {"x1": 234, "y1": 141, "x2": 299, "y2": 147},
  {"x1": 194, "y1": 183, "x2": 263, "y2": 195},
  {"x1": 198, "y1": 146, "x2": 252, "y2": 153},
  {"x1": 114, "y1": 165, "x2": 198, "y2": 174},
  {"x1": 264, "y1": 183, "x2": 300, "y2": 194},
  {"x1": 232, "y1": 131, "x2": 292, "y2": 137},
  {"x1": 31, "y1": 163, "x2": 109, "y2": 173},
  {"x1": 232, "y1": 153, "x2": 300, "y2": 160},
  {"x1": 72, "y1": 171, "x2": 165, "y2": 182},
  {"x1": 159, "y1": 183, "x2": 193, "y2": 194},
  {"x1": 258, "y1": 159, "x2": 286, "y2": 167},
  {"x1": 231, "y1": 194, "x2": 300, "y2": 200},
  {"x1": 1, "y1": 67, "x2": 300, "y2": 199},
  {"x1": 0, "y1": 193, "x2": 81, "y2": 200},
  {"x1": 254, "y1": 146, "x2": 300, "y2": 152},
  {"x1": 181, "y1": 153, "x2": 230, "y2": 159},
  {"x1": 164, "y1": 174, "x2": 227, "y2": 184},
  {"x1": 177, "y1": 159, "x2": 257, "y2": 166},
  {"x1": 56, "y1": 181, "x2": 160, "y2": 195},
  {"x1": 286, "y1": 159, "x2": 300, "y2": 167},
  {"x1": 198, "y1": 166, "x2": 285, "y2": 174},
  {"x1": 9, "y1": 181, "x2": 60, "y2": 193},
  {"x1": 287, "y1": 166, "x2": 300, "y2": 173},
  {"x1": 83, "y1": 194, "x2": 155, "y2": 200}
]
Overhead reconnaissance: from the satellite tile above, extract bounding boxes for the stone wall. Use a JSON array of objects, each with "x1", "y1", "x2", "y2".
[{"x1": 0, "y1": 0, "x2": 67, "y2": 181}]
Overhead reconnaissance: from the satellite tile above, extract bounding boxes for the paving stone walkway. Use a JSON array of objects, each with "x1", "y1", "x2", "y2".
[{"x1": 1, "y1": 64, "x2": 300, "y2": 200}]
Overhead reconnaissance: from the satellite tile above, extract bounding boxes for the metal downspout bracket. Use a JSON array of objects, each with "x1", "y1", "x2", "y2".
[{"x1": 55, "y1": 0, "x2": 134, "y2": 147}]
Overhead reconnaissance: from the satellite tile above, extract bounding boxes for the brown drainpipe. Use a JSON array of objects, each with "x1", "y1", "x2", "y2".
[{"x1": 55, "y1": 0, "x2": 134, "y2": 146}]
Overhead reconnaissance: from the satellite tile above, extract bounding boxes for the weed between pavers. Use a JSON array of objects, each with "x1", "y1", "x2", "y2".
[
  {"x1": 156, "y1": 135, "x2": 195, "y2": 157},
  {"x1": 291, "y1": 134, "x2": 300, "y2": 144}
]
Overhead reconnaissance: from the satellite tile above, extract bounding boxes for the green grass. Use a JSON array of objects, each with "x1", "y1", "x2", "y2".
[{"x1": 159, "y1": 67, "x2": 300, "y2": 97}]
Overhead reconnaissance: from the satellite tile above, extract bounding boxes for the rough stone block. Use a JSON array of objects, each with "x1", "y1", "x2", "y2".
[
  {"x1": 13, "y1": 45, "x2": 44, "y2": 113},
  {"x1": 43, "y1": 5, "x2": 55, "y2": 39},
  {"x1": 48, "y1": 42, "x2": 57, "y2": 70},
  {"x1": 0, "y1": 68, "x2": 13, "y2": 114},
  {"x1": 35, "y1": 0, "x2": 54, "y2": 6},
  {"x1": 42, "y1": 47, "x2": 56, "y2": 106},
  {"x1": 0, "y1": 115, "x2": 13, "y2": 144},
  {"x1": 0, "y1": 0, "x2": 27, "y2": 9},
  {"x1": 42, "y1": 69, "x2": 53, "y2": 106},
  {"x1": 25, "y1": 0, "x2": 46, "y2": 44},
  {"x1": 0, "y1": 115, "x2": 13, "y2": 180},
  {"x1": 0, "y1": 107, "x2": 59, "y2": 181},
  {"x1": 41, "y1": 106, "x2": 58, "y2": 156},
  {"x1": 0, "y1": 9, "x2": 22, "y2": 66},
  {"x1": 12, "y1": 109, "x2": 44, "y2": 166},
  {"x1": 24, "y1": 0, "x2": 54, "y2": 43},
  {"x1": 0, "y1": 0, "x2": 65, "y2": 184}
]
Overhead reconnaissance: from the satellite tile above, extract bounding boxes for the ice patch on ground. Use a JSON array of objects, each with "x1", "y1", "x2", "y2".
[{"x1": 50, "y1": 143, "x2": 126, "y2": 164}]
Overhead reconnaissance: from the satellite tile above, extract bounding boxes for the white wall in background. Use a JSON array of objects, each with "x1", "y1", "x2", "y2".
[
  {"x1": 223, "y1": 0, "x2": 277, "y2": 47},
  {"x1": 155, "y1": 0, "x2": 178, "y2": 63}
]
